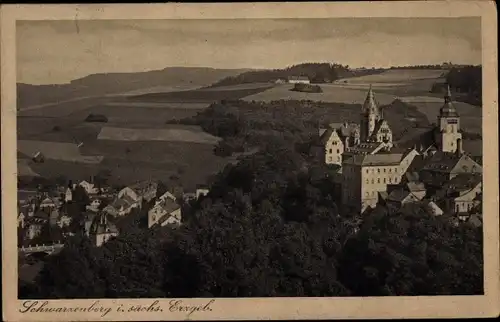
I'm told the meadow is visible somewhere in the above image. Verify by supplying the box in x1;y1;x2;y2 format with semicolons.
242;83;397;105
97;126;221;144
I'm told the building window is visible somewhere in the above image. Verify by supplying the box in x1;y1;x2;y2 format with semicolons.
371;179;374;184
337;149;340;154
366;169;369;174
383;178;386;183
366;179;369;184
389;178;392;183
383;169;386;173
377;178;380;183
377;169;380;173
389;168;392;173
329;149;332;153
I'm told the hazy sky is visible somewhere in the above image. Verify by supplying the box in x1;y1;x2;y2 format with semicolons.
17;18;481;85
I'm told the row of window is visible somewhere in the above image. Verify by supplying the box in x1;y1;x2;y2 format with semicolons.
365;177;399;184
365;191;377;197
328;148;341;154
366;167;398;174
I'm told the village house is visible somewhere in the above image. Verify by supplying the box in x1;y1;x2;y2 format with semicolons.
77;179;100;195
18;212;26;229
89;212;119;247
147;196;182;228
195;186;210;199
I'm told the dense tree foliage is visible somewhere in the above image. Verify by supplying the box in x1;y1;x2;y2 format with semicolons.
291;83;323;93
209;63;383;87
85;114;108;123
446;66;482;106
20;145;483;298
169;99;429;156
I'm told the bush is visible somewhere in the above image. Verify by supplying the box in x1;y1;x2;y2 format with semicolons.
85;114;108;123
291;83;323;93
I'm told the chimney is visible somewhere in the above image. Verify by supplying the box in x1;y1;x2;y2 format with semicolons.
457;139;463;156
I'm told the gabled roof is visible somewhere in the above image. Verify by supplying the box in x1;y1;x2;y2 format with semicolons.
344;152;403;166
154;198;181;214
445;173;482;192
346;142;384;155
319;128;337;145
422;152;463;173
371;119;390;137
329;122;360;138
407;181;426;192
387;189;415;202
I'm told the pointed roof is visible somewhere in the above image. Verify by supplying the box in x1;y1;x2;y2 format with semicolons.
440;84;459;117
89;212;118;235
362;85;379;116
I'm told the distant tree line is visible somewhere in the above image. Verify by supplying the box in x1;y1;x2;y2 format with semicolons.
209;63;383;87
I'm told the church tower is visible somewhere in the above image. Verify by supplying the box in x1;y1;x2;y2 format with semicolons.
360;85;380;142
436;85;462;153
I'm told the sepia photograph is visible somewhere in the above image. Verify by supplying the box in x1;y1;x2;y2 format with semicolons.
2;2;499;321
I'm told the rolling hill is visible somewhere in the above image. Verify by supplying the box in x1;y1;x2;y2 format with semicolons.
17;67;252;110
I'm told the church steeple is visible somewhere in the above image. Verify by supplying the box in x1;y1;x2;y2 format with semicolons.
435;83;462;153
360;85;380;142
440;84;459;117
362;84;379;117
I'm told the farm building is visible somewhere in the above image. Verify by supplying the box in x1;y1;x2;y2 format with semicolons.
288;76;310;84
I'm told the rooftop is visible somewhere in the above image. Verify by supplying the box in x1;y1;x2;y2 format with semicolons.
343;152;404;166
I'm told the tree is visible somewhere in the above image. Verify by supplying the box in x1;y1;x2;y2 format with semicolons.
337;203;483;296
31;236;106;299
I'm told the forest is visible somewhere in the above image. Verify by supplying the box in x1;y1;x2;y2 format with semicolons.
19;98;482;298
445;66;482;106
168;99;430;157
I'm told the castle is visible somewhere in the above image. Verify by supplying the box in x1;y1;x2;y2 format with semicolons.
318;85;482;215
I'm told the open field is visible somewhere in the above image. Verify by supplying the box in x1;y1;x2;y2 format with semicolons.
242;83;397;105
102;102;210;109
97;126;221;144
399;100;481;134
198;83;274;91
130;84;274;103
337;69;447;84
29;141;229;190
17;140;103;164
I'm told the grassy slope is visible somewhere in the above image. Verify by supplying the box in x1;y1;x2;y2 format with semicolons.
17;67;251;110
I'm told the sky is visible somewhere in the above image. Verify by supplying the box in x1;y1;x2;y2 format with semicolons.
17;18;481;85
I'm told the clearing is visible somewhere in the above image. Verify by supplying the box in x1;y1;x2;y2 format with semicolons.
97;126;221;144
